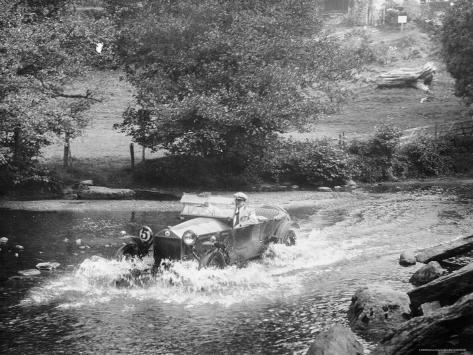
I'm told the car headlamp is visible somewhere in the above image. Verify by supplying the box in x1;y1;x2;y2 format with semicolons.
183;230;197;246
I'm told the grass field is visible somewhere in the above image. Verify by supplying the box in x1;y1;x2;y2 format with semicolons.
287;23;470;142
41;21;471;186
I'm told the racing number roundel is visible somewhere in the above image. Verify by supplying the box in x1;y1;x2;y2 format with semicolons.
139;226;152;242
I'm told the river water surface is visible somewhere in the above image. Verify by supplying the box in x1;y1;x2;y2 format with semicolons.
1;189;472;354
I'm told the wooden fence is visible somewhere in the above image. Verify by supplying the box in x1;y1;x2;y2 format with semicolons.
399;119;473;145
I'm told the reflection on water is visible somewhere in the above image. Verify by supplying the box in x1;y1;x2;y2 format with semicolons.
1;190;473;354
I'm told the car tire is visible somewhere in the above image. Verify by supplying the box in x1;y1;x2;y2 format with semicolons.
199;249;228;269
116;243;140;261
282;229;296;246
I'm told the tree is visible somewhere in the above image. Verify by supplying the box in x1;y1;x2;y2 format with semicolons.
114;0;357;174
0;0;115;175
442;0;473;105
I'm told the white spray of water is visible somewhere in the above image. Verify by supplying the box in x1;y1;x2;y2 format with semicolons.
21;225;357;308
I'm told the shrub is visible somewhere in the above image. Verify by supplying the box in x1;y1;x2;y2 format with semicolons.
397;136;455;177
0;163;61;196
348;125;402;182
133;155;259;189
263;139;350;187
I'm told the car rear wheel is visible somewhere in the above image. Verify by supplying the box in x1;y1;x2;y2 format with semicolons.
116;243;140;261
282;229;296;246
199;249;228;269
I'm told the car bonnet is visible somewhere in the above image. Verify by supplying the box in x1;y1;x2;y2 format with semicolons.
169;217;230;238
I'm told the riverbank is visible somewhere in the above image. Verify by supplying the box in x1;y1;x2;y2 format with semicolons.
0;190;352;211
2;176;473;211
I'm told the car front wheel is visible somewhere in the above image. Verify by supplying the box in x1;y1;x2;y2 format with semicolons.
116;243;140;261
199;249;228;269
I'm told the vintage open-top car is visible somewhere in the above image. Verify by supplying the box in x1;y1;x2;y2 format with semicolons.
116;193;297;269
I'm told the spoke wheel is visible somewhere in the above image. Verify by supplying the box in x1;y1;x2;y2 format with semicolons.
116;244;140;261
282;229;296;246
199;249;228;269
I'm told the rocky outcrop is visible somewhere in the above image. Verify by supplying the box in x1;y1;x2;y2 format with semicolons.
408;262;473;311
306;325;363;355
77;186;135;200
347;285;411;341
373;293;473;355
409;261;447;286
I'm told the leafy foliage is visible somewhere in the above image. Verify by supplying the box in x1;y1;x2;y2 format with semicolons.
397;136;454;177
442;0;473;105
348;125;402;182
113;0;358;172
263;139;350;187
0;0;115;172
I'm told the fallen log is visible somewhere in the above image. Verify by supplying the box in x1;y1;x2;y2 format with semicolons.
415;234;473;263
373;292;473;355
376;62;435;92
408;262;473;311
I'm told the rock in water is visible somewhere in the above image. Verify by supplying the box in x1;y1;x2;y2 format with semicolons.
78;186;135;200
306;325;363;355
347;285;411;341
409;261;447;286
399;251;416;266
36;262;61;271
18;269;41;277
420;301;441;316
318;187;332;192
80;180;94;186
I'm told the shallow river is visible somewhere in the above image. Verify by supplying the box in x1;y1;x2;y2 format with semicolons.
1;189;473;354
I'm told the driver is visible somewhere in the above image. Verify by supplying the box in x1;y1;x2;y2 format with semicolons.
232;192;259;227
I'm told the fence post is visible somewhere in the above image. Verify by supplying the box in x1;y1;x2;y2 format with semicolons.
142;146;145;162
130;143;135;170
63;132;70;168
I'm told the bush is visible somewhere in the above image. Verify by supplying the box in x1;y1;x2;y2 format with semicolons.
348;125;402;182
0;163;61;196
397;137;455;177
263;139;350;187
133;155;259;189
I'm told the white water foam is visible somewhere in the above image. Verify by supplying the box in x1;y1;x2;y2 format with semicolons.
20;227;358;308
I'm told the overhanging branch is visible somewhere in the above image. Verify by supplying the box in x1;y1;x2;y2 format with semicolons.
37;78;102;102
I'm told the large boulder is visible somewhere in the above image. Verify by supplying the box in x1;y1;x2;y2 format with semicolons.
77;186;135;200
409;261;447;287
306;325;363;355
347;285;411;342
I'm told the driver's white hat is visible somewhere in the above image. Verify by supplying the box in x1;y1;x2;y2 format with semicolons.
234;192;248;201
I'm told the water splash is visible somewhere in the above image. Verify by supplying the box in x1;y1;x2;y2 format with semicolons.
20;227;357;308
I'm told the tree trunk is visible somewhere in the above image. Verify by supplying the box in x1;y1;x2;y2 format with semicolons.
408;262;473;311
377;62;436;92
13;127;22;163
373;293;473;355
415;234;473;263
130;143;135;170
